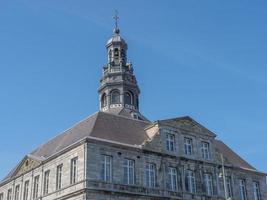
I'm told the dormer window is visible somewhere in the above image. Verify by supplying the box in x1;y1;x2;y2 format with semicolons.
166;133;175;151
125;91;133;105
101;93;107;108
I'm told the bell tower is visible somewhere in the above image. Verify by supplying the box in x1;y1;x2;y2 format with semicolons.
98;12;147;121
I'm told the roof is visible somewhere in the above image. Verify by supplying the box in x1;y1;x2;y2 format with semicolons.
31;111;151;158
214;140;256;171
1;113;261;184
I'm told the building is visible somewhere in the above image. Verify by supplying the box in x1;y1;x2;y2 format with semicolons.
0;20;266;200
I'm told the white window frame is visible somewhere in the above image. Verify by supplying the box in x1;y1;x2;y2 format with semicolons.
239;179;247;200
184;138;193;155
168;167;178;191
166;133;175;151
23;180;29;200
123;159;135;185
185;170;196;193
253;181;261;200
204;173;213;196
7;189;12;200
226;176;233;198
33;175;39;199
145;163;156;188
56;164;63;190
201;141;210;159
0;193;3;200
101;155;112;182
14;185;20;200
70;157;78;184
43;170;50;195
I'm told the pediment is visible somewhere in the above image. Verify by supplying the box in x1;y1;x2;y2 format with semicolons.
12;155;42;178
159;116;216;137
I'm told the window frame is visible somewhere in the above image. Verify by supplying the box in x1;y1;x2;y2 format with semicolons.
166;133;175;152
101;155;113;182
70;157;78;184
7;189;12;200
56;164;63;190
201;141;211;160
123;159;135;185
43;170;50;195
23;180;29;200
14;185;20;200
253;181;261;200
184;137;193;155
168;167;178;191
239;179;247;200
204;173;213;196
185;170;196;193
33;175;39;199
145;163;156;188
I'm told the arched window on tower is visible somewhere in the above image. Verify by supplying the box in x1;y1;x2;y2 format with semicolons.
108;49;112;62
110;90;120;104
114;48;119;57
124;91;133;105
101;93;107;108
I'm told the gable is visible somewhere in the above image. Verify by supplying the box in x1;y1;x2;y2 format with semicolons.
10;155;42;179
159;116;216;137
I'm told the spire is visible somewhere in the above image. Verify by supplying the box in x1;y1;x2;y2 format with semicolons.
113;10;120;34
97;16;148;121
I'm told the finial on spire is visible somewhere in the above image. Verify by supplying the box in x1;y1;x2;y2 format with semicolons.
113;10;120;34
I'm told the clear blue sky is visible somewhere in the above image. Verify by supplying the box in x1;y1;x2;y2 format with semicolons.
0;0;266;180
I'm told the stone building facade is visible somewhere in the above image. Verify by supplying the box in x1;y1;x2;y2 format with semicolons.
0;22;266;200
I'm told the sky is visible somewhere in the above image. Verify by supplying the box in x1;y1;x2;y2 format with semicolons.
0;0;267;180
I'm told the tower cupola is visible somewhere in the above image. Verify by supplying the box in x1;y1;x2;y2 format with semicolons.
98;12;147;121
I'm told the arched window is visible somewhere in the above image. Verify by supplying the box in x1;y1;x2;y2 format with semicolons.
108;50;112;62
124;91;133;105
136;97;139;109
114;48;119;57
111;90;120;104
101;93;107;108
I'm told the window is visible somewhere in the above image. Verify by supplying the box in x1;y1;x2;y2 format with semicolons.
226;176;233;198
184;138;193;155
101;93;107;108
204;173;213;196
101;155;112;182
201;142;210;159
123;159;135;185
0;193;3;200
253;181;261;200
166;133;175;151
70;157;78;184
239;179;247;200
185;170;196;193
7;189;12;200
145;163;156;188
111;90;120;104
23;181;29;200
43;170;50;195
114;48;119;57
33;176;39;199
15;185;20;200
124;92;133;105
168;167;178;191
56;164;63;190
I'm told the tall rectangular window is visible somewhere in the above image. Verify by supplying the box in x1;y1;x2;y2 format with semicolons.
239;179;247;200
166;133;175;151
56;164;63;189
201;142;210;159
168;167;178;191
15;185;20;200
0;193;3;200
33;175;39;199
185;170;196;193
145;163;156;188
43;170;50;195
204;173;213;196
101;155;112;182
70;158;78;184
184;138;193;155
253;181;261;200
226;176;233;198
7;189;12;200
123;159;135;185
23;181;29;200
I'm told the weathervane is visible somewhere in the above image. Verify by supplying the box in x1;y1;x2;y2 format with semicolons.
113;10;120;34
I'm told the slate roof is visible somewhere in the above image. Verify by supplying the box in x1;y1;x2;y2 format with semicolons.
1;112;260;184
